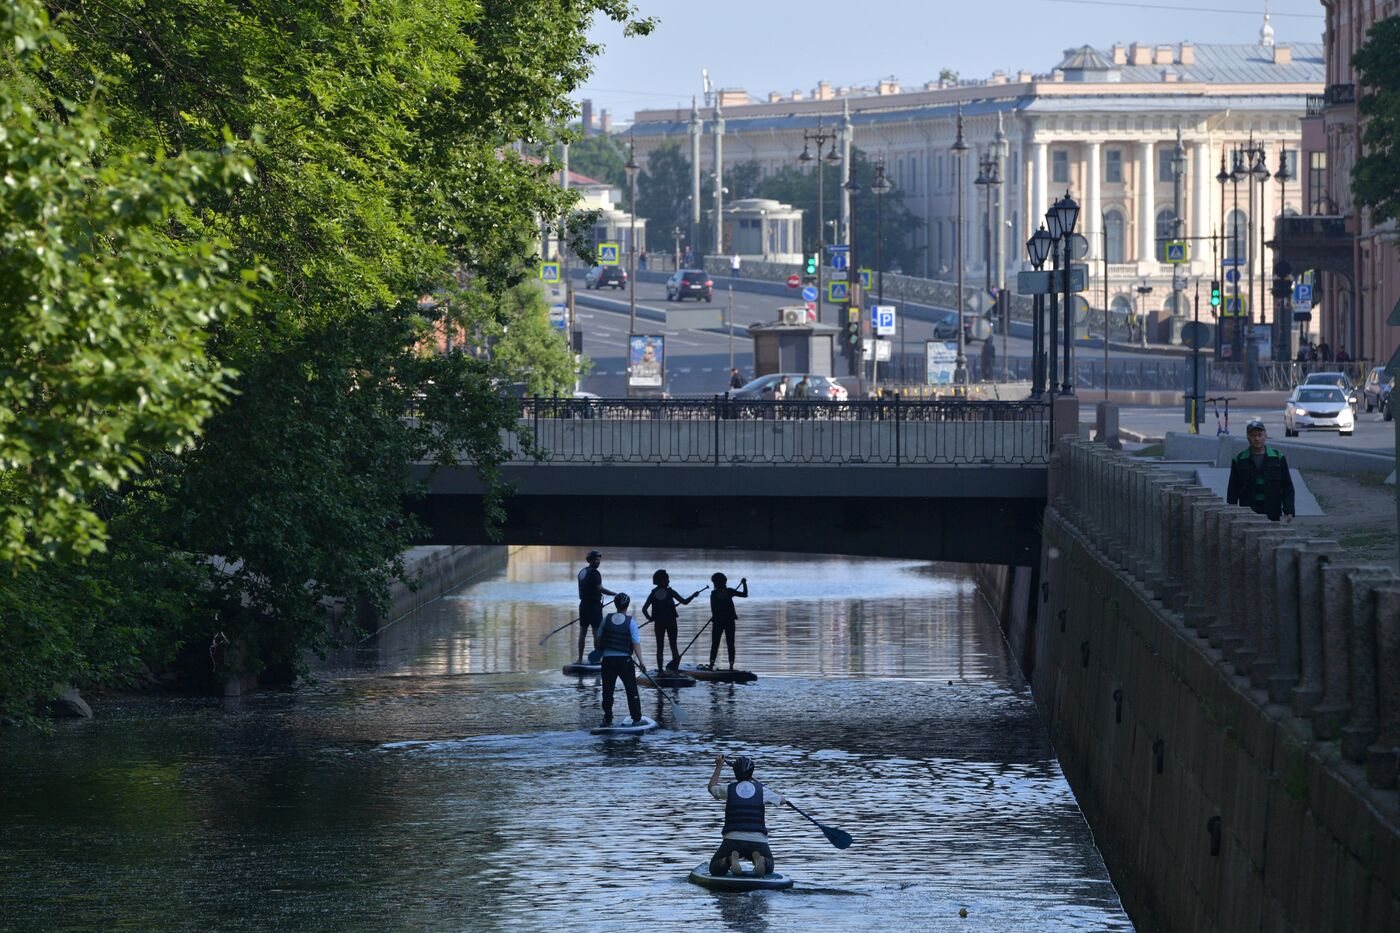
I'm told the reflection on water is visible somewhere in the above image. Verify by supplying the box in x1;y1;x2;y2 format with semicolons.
0;547;1131;931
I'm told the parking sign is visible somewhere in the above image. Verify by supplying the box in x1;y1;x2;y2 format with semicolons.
870;305;896;336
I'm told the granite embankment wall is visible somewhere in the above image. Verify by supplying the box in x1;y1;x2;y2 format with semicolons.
358;544;508;633
1002;441;1400;932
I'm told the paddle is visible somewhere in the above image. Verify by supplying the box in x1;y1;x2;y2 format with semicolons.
637;664;687;724
784;800;852;850
673;617;715;669
539;597;614;646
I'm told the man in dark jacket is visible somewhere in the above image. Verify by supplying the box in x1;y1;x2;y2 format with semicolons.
1226;420;1295;522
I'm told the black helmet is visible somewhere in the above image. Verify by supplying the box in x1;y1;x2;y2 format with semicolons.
1245;419;1266;433
732;756;755;781
586;549;602;560
614;592;631;610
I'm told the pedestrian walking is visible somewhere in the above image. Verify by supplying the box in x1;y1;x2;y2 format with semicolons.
642;570;703;672
639;248;648;271
702;573;748;671
706;752;787;877
596;593;646;727
576;549;617;664
1318;340;1332;362
1335;346;1351;363
773;376;789;401
729;367;744;390
730;254;741;279
1226;420;1295;523
980;338;996;382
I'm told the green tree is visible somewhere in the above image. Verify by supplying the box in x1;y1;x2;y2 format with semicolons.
1353;18;1400;222
567;134;628;190
729;161;764;200
637;142;716;254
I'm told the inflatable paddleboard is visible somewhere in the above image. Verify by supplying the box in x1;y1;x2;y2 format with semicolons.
687;863;793;892
679;664;757;684
562;662;602;676
637;669;696;688
590;716;658;735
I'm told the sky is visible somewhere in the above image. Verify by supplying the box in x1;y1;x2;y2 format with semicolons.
577;0;1326;123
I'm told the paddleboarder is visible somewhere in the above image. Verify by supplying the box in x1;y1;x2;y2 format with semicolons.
598;593;646;728
702;573;748;671
707;752;785;876
642;570;703;672
577;550;617;664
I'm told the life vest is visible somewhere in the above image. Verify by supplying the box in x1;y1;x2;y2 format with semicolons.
600;613;635;654
578;566;600;601
722;780;768;836
650;586;678;622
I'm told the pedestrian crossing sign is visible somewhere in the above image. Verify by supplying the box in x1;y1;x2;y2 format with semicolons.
859;268;872;288
539;261;560;283
598;242;620;265
828;281;849;303
1223;295;1249;317
1165;241;1188;263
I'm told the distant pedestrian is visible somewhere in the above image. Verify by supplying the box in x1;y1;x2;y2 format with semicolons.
596;593;646;728
1335;346;1351;363
730;254;741;279
1296;343;1311;362
980;338;996;382
642;570;703;672
729;367;744;390
774;376;789;401
577;549;617;664
639;248;648;271
790;377;809;400
1226;420;1295;523
703;573;749;671
1318;340;1332;362
684;246;695;267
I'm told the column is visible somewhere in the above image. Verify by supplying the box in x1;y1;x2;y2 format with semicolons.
1031;139;1048;234
1191;140;1210;264
1137;139;1155;267
840;100;853;245
1085;141;1101;259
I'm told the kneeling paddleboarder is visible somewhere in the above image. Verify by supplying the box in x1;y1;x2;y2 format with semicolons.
707;752;785;876
598;593;646;728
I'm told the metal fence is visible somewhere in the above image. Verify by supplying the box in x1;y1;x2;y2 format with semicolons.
510;397;1050;466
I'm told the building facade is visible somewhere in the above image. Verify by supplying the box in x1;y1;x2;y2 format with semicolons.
1285;0;1400;367
631;28;1321;349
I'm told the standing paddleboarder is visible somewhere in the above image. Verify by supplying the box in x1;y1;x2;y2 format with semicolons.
577;550;616;665
598;593;646;728
642;570;703;672
707;753;785;876
702;573;748;671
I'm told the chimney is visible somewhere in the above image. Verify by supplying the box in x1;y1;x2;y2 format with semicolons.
581;99;594;137
877;78;900;96
717;89;748;108
768;91;782;103
1130;42;1151;65
1154;45;1173;65
791;89;805;101
1111;43;1127;65
1179;41;1195;65
600;109;612;134
814;80;834;100
1274;44;1293;65
989;70;1007;85
1051;69;1065;82
1018;70;1034;82
1161;70;1179;83
925;81;939;91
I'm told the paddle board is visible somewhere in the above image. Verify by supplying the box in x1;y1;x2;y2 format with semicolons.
637;669;697;688
678;664;757;684
589;716;658;735
687;863;793;892
562;662;601;676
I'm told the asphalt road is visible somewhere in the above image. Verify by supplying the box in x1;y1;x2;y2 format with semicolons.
1103;403;1397;453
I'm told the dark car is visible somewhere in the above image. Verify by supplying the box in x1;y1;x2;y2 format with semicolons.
1362;366;1394;417
928;309;990;342
729;373;847;401
666;269;713;302
1302;371;1359;409
585;264;628;290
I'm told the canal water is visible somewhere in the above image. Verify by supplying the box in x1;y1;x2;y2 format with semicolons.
0;547;1132;931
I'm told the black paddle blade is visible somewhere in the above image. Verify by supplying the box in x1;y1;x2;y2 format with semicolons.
821;825;853;850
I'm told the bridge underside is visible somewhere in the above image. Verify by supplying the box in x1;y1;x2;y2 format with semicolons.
410;465;1047;565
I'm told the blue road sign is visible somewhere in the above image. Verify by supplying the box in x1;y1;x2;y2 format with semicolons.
1165;242;1187;263
801;285;818;302
1223;295;1249;316
828;281;849;303
1222;256;1245;267
831;252;848;271
825;243;850;253
540;261;560;283
1224;267;1241;284
597;242;620;265
1293;282;1313;304
859;268;872;288
870;305;896;335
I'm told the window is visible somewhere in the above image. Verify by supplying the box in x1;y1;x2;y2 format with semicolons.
936;154;945;189
1157;148;1179;184
1105;149;1123;183
1009;149;1019;185
1308;151;1328;212
1052;150;1069;184
1225;209;1249;261
949;152;958;186
1104;210;1125;263
909;156;918;193
1155;208;1177;261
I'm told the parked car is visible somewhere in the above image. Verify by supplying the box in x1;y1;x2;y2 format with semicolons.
1301;371;1359;409
666;269;713;302
1283;385;1355;437
585;264;628;290
1384;378;1396;422
730;373;848;401
928;308;990;342
1361;366;1394;415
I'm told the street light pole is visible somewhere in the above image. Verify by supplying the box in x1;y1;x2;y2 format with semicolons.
1274;143;1294;358
952;105;969;387
1028;226;1053;397
1053;192;1081;395
1251;146;1271;377
625;133;639;335
798;118;842;326
1171;128;1187;346
871;156;891;390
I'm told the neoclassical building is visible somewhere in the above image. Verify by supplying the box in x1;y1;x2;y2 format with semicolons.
630;23;1321;345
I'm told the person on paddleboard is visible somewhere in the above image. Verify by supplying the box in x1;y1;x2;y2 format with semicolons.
707;753;785;876
598;593;646;727
577;550;617;664
642;570;703;672
702;573;748;671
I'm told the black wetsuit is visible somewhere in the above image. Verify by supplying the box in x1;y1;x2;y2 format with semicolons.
709;586;741;668
646;586;685;670
578;565;604;637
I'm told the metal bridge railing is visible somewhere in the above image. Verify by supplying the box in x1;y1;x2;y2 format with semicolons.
507;397;1051;467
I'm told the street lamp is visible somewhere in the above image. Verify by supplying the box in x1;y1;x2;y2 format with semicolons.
1170;129;1187;343
1027;225;1053;397
974;153;1000;294
952;106;969;386
871;154;891;303
1047;191;1080;394
625;133;639;335
798;118;842;325
1274;143;1296;356
1229;148;1247;378
1250;147;1271;383
844;172;863;382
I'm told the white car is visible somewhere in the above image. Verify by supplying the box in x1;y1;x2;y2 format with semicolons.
1283;385;1355;437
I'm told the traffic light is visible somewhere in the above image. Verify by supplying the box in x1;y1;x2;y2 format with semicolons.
1271;275;1293;299
1209;280;1222;308
805;253;818;275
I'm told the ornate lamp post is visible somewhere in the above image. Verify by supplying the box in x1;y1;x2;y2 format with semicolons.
798;118;842;324
952;106;969;386
1027;225;1053;397
1274;143;1295;356
625;134;639;334
871;155;891;303
1052;192;1081;394
1249;146;1271;383
1229;148;1247;375
844;171;863;384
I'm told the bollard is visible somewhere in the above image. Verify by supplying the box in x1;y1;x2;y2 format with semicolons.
1185;503;1227;632
1367;586;1400;789
1340;569;1398;763
1172;489;1216;615
1262;537;1307;703
1292;542;1342;718
1222;516;1271;667
1247;528;1296;691
1311;560;1371;740
1235;523;1280;686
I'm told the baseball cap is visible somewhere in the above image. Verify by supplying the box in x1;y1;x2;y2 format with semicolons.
1245;419;1266;432
586;549;603;560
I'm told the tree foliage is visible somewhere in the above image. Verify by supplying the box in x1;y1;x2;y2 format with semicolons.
1353;17;1400;223
0;0;652;718
567;134;628;190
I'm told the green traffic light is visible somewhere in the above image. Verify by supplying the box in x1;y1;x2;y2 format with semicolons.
1209;280;1222;307
805;254;818;275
